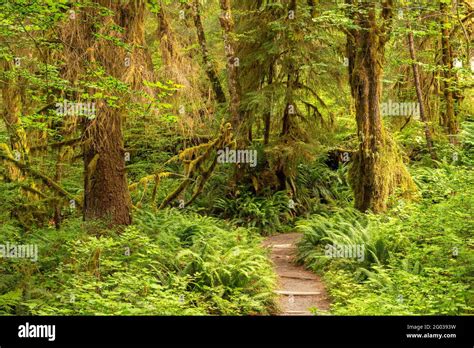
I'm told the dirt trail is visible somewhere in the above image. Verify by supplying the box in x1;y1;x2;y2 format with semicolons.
263;232;330;315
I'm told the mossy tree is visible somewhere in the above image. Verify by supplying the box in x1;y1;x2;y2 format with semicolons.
346;0;416;213
61;0;153;225
440;0;460;143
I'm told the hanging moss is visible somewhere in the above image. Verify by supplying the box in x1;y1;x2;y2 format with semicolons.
159;122;233;209
349;130;417;213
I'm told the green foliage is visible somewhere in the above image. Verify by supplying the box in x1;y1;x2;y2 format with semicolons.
459;120;474;167
295;160;353;213
0;209;276;315
213;191;292;235
296;207;389;272
297;164;473;315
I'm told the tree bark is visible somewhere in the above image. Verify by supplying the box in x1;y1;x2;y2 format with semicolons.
191;0;226;104
1;59;29;180
83;106;131;225
156;4;178;65
263;64;274;145
346;0;415;213
275;0;298;192
407;30;437;160
62;0;138;225
219;0;242;130
440;1;459;143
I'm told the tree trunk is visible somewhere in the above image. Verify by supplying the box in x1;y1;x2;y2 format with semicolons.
219;0;242;130
0;58;29;180
191;0;226;104
263;64;274;145
407;30;437;160
347;0;415;213
66;0;137;225
276;0;298;192
156;4;179;66
440;1;459;143
83;106;131;225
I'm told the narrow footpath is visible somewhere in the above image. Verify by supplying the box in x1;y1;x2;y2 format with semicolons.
263;232;331;315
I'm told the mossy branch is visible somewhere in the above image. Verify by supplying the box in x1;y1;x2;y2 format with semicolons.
0;151;82;209
185;156;218;207
158;122;233;209
30;137;82;152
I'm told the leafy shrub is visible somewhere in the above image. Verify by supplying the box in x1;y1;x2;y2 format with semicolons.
295;160;352;213
297;164;473;315
1;209;276;315
213;191;292;235
296;207;389;272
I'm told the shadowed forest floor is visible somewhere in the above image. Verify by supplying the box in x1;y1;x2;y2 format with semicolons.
263;233;330;315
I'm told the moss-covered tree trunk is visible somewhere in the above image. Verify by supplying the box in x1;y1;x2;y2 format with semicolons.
274;0;299;192
440;1;459;144
219;0;242;130
62;0;136;225
0;58;29;180
407;30;437;160
191;0;226;104
83;0;154;225
347;0;415;213
83;110;131;225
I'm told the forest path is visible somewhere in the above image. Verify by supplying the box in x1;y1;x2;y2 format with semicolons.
263;232;330;315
